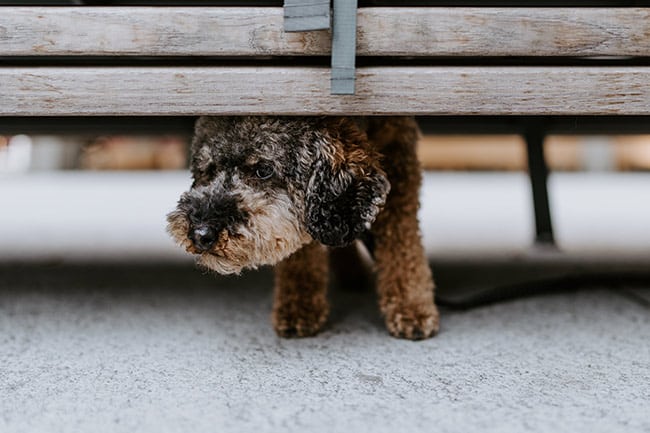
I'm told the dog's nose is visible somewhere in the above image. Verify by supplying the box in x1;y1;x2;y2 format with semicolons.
190;224;218;252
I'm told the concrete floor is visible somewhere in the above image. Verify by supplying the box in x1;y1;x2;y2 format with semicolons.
2;168;650;432
1;263;649;433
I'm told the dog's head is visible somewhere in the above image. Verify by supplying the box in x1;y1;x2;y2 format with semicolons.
166;116;390;274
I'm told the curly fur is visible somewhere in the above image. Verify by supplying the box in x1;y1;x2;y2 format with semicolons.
167;116;439;340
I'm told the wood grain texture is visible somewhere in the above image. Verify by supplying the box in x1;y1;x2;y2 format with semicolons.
2;66;650;115
0;7;330;56
2;7;650;57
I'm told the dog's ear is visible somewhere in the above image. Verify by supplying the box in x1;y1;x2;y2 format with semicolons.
305;118;390;247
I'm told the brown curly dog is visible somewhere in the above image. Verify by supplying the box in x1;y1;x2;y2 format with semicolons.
167;116;439;340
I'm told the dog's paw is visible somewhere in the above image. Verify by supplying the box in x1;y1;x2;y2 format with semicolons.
272;298;329;338
385;303;440;340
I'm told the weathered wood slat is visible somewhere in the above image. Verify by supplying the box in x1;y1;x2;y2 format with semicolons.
2;67;649;115
1;7;326;56
2;7;650;57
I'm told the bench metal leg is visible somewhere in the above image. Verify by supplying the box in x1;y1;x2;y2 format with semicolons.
524;125;556;247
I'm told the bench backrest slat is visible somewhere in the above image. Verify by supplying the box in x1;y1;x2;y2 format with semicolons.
1;7;650;57
2;66;650;116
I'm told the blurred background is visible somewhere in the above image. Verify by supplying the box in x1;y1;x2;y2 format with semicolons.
3;122;650;266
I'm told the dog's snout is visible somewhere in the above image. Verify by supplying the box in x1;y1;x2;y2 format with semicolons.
176;188;249;254
190;224;218;252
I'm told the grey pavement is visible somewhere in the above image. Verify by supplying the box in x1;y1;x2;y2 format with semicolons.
1;262;649;433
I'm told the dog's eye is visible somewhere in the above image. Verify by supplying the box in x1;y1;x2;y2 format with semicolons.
255;164;274;180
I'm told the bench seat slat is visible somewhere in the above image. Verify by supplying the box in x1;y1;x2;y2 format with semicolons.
1;7;650;57
1;66;649;115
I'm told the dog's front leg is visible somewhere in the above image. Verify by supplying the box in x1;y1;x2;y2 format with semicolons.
272;242;329;338
370;119;440;340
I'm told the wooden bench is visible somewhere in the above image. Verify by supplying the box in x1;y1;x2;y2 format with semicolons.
2;5;650;115
2;0;650;250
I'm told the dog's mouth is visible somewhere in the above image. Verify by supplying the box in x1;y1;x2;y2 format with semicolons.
194;238;249;275
185;245;225;258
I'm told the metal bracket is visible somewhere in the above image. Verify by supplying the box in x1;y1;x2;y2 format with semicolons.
283;0;358;95
283;0;331;32
330;0;358;95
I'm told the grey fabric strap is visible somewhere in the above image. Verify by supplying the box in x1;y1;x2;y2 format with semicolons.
283;0;331;32
330;0;357;95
